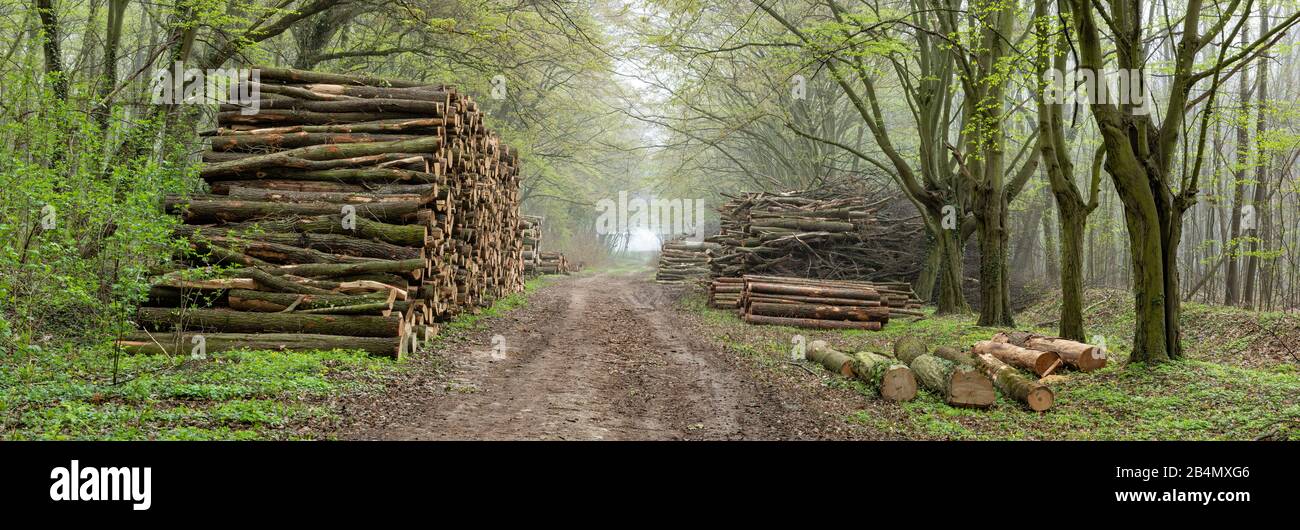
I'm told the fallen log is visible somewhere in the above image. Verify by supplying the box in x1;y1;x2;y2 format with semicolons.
117;331;402;358
993;331;1107;372
892;338;993;408
747;302;888;322
973;340;1061;377
809;341;916;401
932;347;1054;412
804;341;855;377
742;314;882;330
136;307;403;337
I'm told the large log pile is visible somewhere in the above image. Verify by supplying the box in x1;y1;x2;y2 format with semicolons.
706;190;924;281
119;67;524;359
655;240;717;283
708;275;923;330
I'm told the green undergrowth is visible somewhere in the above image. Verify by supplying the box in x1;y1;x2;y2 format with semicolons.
682;289;1299;440
1;278;549;440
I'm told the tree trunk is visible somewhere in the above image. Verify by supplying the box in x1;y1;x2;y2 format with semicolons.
1243;14;1270;308
932;220;969;315
1224;26;1252;307
34;0;67;101
1057;203;1088;340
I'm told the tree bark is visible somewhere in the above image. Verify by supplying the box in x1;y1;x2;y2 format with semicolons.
118;331;401;358
137;307;403;337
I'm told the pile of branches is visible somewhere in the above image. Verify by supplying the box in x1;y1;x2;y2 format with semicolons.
119;67;524;359
655;240;718;283
706;190;924;281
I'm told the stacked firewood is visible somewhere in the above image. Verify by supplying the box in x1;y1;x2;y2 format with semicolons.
706;190;923;281
117;67;524;359
655;240;717;283
521;215;543;274
536;252;570;274
708;275;923;330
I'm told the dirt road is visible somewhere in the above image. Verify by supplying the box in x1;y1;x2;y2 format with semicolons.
343;271;866;440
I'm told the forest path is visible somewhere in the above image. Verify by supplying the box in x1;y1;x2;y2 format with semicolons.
344;271;828;440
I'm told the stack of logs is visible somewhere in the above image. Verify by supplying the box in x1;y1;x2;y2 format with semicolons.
706;190;923;281
521;215;543;274
536;252;571;275
117;67;524;359
709;275;923;330
655;240;717;283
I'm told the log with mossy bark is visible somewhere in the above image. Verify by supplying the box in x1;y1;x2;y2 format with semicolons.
166;196;421;224
220;215;427;247
931;347;1054;411
117;331;402;358
893;338;994;408
804;340;855;377
226;289;394;313
849;351;916;401
804;342;916;402
199;137;444;178
136;307;404;337
178;226;421;260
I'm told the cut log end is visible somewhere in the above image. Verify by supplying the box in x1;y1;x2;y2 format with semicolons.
879;366;918;402
1026;386;1055;412
947;369;996;408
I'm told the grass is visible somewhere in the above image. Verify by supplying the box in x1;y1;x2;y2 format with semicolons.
0;278;551;440
681;289;1300;440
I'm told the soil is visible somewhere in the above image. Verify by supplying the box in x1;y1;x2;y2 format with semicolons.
340;271;886;440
